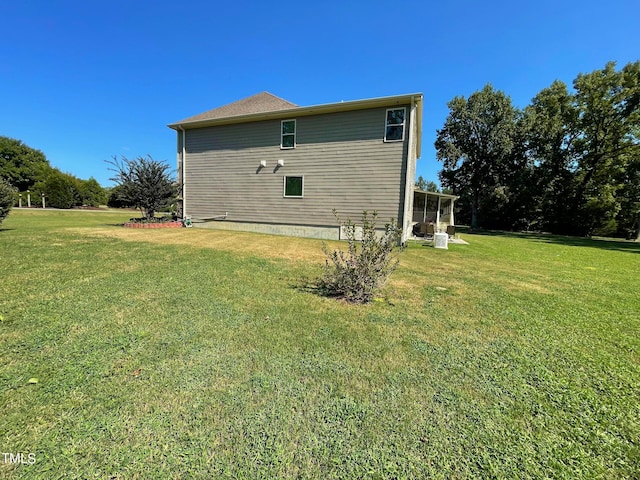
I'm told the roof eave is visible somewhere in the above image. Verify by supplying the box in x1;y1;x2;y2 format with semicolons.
414;188;459;200
168;93;423;131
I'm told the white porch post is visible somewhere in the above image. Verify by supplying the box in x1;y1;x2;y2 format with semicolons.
436;195;441;230
401;97;418;243
451;198;455;226
423;193;427;222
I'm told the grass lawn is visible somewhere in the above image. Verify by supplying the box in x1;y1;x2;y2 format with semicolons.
1;209;639;479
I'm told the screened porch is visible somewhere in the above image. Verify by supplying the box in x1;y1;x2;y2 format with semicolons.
412;189;458;231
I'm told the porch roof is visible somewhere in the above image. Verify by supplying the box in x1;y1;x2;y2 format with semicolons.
414;188;459;200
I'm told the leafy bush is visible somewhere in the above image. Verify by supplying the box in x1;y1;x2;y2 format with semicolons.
319;210;403;304
107;155;177;219
106;184;133;208
0;178;17;224
40;170;78;209
77;177;107;207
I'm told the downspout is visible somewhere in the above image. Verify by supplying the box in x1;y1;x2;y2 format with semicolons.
402;96;417;243
177;125;186;219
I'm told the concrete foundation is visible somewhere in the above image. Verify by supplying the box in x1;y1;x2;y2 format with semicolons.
194;220;341;240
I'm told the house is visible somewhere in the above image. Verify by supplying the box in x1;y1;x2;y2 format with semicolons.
168;92;424;243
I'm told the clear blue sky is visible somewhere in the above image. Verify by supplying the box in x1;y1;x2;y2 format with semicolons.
1;0;638;187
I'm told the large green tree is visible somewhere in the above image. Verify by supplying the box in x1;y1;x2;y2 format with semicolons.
0;136;51;191
435;84;519;229
617;153;640;241
437;61;639;238
571;61;640;236
615;152;640;240
522;80;580;233
480;117;536;231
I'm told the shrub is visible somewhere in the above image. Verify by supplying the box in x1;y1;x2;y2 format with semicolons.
0;178;17;224
107;155;177;219
77;177;107;207
106;184;133;208
319;210;403;304
41;170;78;209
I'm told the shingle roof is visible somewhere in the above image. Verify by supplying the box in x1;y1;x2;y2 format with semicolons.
169;91;424;156
174;92;298;125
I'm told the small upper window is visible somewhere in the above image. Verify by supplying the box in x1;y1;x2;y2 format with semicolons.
384;108;405;142
281;119;296;149
284;176;303;197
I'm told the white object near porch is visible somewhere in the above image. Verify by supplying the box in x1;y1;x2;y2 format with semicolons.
434;232;448;249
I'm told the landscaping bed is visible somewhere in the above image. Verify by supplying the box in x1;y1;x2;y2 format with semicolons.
123;221;183;228
123;215;183;228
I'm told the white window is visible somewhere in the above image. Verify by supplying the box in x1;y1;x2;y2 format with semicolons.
384;108;406;142
281;119;296;149
283;176;303;197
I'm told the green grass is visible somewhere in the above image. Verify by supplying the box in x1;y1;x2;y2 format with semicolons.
1;209;639;479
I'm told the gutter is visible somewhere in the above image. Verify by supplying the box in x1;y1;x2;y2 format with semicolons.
177;125;186;219
168;92;424;130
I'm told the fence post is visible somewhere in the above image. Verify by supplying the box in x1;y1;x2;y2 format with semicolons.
41;193;46;209
18;193;22;208
27;191;31;207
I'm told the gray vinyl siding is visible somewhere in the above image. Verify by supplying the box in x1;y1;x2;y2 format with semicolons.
183;106;410;227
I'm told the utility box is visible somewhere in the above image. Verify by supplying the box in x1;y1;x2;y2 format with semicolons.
434;232;448;249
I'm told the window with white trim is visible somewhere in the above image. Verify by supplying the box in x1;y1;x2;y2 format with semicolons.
384;108;406;142
283;176;303;197
281;119;296;149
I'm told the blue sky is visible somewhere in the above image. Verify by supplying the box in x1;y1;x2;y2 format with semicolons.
1;0;638;187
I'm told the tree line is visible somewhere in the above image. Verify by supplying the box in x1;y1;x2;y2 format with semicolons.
0;136;110;208
0;136;178;219
435;61;639;240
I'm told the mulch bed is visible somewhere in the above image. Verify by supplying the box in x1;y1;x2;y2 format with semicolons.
123;222;183;229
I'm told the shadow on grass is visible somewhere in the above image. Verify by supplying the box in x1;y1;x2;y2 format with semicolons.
290;275;357;303
290;275;327;298
290;275;396;306
468;228;640;254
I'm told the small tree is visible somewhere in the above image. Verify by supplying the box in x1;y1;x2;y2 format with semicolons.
0;178;17;224
107;155;177;219
319;210;403;304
